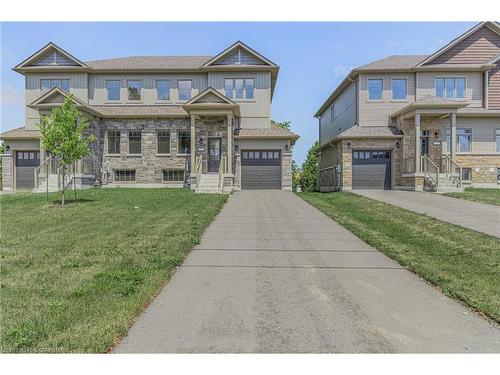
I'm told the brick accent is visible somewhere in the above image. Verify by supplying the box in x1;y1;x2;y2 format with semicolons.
281;152;292;191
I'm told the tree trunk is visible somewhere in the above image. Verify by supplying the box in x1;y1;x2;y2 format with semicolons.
73;162;77;201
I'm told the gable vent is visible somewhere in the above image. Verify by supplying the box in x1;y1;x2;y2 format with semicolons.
32;50;79;66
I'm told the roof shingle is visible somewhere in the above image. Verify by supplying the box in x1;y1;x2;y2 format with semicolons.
0;126;40;140
356;55;428;70
85;56;212;70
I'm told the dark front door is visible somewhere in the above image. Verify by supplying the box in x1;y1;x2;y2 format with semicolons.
352;150;391;190
421;137;429;156
207;137;221;172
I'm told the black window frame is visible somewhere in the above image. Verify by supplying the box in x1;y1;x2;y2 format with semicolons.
157;130;171;154
178;130;191;154
128;130;142;155
462;167;472;181
114;170;136;182
163;169;185;182
107;130;121;155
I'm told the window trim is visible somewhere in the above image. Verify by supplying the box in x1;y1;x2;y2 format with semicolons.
391;77;408;102
495;128;500;153
434;76;467;100
367;77;384;102
40;78;71;92
330;104;335;126
223;77;255;100
445;127;473;154
461;167;472;182
162;169;185;183
106;130;121;156
127;130;142;155
156;79;172;101
156;129;171;155
114;170;136;182
177;79;193;101
106;79;121;102
126;79;143;101
177;129;191;155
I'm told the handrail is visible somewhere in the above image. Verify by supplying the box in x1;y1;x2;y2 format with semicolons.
34;155;53;189
421;155;439;188
440;155;462;187
218;155;226;192
195;155;203;189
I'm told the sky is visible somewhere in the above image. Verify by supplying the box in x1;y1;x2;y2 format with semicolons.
0;22;475;164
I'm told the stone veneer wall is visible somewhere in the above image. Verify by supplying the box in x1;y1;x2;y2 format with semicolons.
194;117;228;174
281;152;293;191
94;118;190;184
456;155;500;187
1;154;13;191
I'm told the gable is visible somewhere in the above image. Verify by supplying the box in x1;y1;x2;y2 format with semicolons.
195;92;227;103
31;50;80;66
213;48;267;66
425;25;500;65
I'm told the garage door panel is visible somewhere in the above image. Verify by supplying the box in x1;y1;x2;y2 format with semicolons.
241;150;281;190
16;167;35;190
352;150;391;190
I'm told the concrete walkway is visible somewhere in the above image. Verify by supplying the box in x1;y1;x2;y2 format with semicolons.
115;191;499;353
353;190;500;238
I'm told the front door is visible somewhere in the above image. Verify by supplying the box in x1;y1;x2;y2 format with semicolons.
207;137;221;172
421;131;429;156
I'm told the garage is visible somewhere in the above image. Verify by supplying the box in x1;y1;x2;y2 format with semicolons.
352;150;391;190
241;150;281;190
15;151;40;190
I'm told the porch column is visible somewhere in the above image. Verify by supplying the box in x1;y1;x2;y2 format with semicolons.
190;113;196;173
415;112;421;173
226;113;233;174
450;112;457;159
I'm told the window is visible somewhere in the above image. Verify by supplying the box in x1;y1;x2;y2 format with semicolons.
392;78;407;100
178;130;191;154
330;105;335;125
41;79;70;92
496;129;500;152
115;170;136;182
157;80;171;100
107;130;121;154
163;170;185;182
107;80;120;101
224;78;254;99
127;80;142;100
178;80;192;100
157;130;170;154
497;168;500;182
462;168;472;181
368;79;383;100
435;77;465;99
128;130;142;154
446;128;472;153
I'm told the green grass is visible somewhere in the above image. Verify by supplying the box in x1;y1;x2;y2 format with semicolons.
299;192;500;322
0;188;227;353
444;187;500;206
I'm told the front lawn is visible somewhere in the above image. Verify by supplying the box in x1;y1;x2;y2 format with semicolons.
444;187;500;206
0;188;227;353
299;192;500;322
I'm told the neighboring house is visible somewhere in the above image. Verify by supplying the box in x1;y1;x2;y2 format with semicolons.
0;41;298;193
315;21;500;192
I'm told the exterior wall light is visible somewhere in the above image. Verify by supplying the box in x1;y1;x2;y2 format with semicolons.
234;145;239;152
396;142;401;149
284;144;289;151
199;138;203;145
347;142;352;149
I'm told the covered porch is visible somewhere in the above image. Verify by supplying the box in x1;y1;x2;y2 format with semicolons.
182;88;240;193
392;96;469;192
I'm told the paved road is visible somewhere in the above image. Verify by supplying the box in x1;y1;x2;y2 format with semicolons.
353;190;500;238
115;191;499;353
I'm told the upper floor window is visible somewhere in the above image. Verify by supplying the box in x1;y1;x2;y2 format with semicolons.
127;80;142;101
128;130;142;154
157;130;171;154
368;79;383;100
41;79;70;92
496;129;500;152
224;78;254;99
435;77;465;99
107;130;121;154
178;80;192;101
106;80;120;101
391;78;407;100
157;80;171;101
330;105;335;125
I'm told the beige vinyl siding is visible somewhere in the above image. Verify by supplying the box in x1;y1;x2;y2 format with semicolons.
25;72;88;130
319;81;356;146
236;139;288;150
88;74;207;105
5;139;40;150
358;73;416;127
417;72;483;107
426;26;500;65
440;117;500;154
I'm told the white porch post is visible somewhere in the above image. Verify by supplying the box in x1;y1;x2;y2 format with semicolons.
190;113;196;173
415;112;421;173
450;112;457;159
226;113;233;174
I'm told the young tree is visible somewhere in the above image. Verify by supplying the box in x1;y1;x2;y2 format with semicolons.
299;141;319;192
272;120;291;131
291;160;300;192
39;95;95;205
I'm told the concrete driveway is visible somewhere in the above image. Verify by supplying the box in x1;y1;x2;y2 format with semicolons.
353;190;500;238
115;191;499;353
